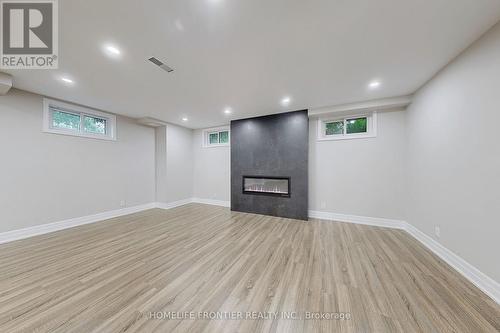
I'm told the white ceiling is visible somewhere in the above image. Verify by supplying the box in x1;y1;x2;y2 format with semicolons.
5;0;500;128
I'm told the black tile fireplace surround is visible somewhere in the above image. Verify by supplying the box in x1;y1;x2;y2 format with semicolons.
231;110;309;221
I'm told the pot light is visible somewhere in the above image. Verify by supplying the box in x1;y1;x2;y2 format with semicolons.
281;96;291;106
369;80;381;89
103;44;122;58
224;107;232;115
60;77;74;84
182;117;188;122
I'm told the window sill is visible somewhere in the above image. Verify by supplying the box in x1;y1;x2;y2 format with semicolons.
317;133;376;142
43;128;116;141
203;143;230;148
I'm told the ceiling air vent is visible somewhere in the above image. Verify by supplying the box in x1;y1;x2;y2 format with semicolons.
147;57;174;73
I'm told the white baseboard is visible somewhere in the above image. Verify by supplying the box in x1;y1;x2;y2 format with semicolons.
404;222;500;304
308;210;406;229
0;203;157;245
308;209;499;304
0;198;220;245
192;198;231;207
155;198;193;210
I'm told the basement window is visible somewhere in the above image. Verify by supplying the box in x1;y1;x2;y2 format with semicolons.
43;98;116;140
203;126;230;147
317;112;377;141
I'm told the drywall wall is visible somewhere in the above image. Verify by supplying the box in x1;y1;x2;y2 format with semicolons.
406;22;500;282
155;126;168;203
192;129;230;202
155;124;194;204
309;110;407;220
165;124;193;203
0;89;156;233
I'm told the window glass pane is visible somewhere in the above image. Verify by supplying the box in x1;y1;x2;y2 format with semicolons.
219;131;229;144
325;121;344;135
346;117;367;134
209;132;219;144
84;115;107;134
51;110;80;130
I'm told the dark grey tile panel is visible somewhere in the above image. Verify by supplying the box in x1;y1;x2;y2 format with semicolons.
230;110;309;220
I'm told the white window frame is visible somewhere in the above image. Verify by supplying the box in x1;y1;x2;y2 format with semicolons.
202;126;230;147
43;98;116;141
317;112;377;141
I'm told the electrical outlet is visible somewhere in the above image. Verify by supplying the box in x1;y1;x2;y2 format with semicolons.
120;200;126;207
435;226;441;239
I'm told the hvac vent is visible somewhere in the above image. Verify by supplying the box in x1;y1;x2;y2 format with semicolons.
148;57;174;73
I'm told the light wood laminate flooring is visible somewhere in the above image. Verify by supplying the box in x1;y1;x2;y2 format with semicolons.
0;204;499;332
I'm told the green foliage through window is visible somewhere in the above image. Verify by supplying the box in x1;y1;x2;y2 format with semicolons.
207;130;230;145
324;117;368;136
84;116;107;134
219;131;229;144
209;132;219;144
325;121;343;135
46;102;114;140
52;110;80;130
346;117;367;134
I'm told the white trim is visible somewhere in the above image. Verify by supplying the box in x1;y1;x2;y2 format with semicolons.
192;198;231;207
317;134;377;142
0;203;156;245
202;126;230;148
0;199;223;245
403;222;500;304
317;112;377;142
308;210;405;229
43;98;117;141
155;198;193;210
308;209;499;304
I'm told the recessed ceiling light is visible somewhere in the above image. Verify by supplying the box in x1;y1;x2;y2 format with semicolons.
369;80;381;89
60;77;74;84
281;96;291;106
103;44;121;58
182;117;188;122
224;107;232;115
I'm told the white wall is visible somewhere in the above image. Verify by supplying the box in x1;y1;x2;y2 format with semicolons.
0;89;156;233
309;110;407;220
155;124;193;204
406;23;500;282
192;129;230;202
164;124;193;203
155;126;168;203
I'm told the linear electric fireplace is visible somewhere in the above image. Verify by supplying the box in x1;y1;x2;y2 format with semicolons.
243;176;290;197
